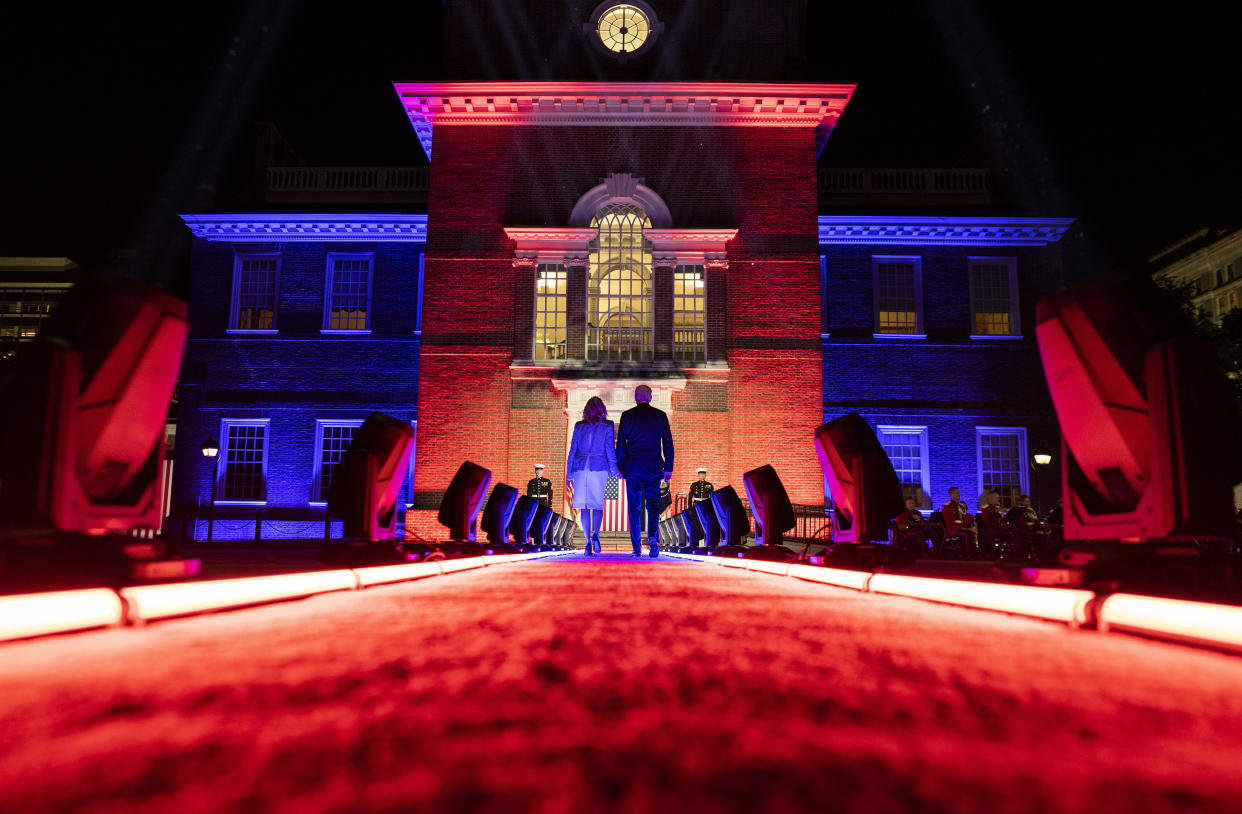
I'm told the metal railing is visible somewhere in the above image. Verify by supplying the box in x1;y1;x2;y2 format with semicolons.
818;168;990;198
266;166;430;193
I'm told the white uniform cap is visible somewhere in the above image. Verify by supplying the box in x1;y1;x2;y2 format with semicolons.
534;464;545;469
696;467;707;473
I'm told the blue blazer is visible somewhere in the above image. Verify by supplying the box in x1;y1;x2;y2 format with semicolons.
615;402;674;478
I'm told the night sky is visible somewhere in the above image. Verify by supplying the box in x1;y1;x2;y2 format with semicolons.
3;1;1239;291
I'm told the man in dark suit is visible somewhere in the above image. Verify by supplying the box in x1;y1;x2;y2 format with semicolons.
615;384;675;558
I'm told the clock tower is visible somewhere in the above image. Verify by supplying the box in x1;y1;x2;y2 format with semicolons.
403;0;850;535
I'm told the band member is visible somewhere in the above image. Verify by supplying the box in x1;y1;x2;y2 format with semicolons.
689;467;714;508
526;464;553;509
941;486;977;557
895;497;935;556
1003;493;1044;560
978;489;1012;558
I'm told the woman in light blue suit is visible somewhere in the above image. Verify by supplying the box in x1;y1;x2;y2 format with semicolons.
567;396;622;555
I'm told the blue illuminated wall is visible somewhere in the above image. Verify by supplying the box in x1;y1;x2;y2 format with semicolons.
172;228;425;542
818;218;1069;512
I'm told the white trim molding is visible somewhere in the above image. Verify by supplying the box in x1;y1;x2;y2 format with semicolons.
394;81;856;160
504;226;737;259
819;216;1074;247
569;173;673;226
181;214;428;243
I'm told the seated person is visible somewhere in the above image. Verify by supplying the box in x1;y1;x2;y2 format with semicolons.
1003;494;1045;560
977;489;1012;557
895;497;936;556
941;486;977;557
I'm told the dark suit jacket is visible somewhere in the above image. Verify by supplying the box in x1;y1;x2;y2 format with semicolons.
615;402;674;479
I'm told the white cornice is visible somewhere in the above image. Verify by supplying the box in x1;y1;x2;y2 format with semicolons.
818;216;1075;247
180;214;428;243
503;226;737;256
394;81;856;160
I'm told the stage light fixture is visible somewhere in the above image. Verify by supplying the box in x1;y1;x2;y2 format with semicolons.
509;496;539;546
695;500;721;548
531;505;554;549
479;483;519;544
743;465;796;546
328;413;415;542
709;486;750;548
0;275;186;536
1036;275;1242;544
814;413;904;544
678;507;705;546
437;462;493;542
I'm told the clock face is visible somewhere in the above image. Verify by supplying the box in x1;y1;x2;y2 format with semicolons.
596;4;651;54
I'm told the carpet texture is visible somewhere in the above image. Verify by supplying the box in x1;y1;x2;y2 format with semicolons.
3;554;1242;812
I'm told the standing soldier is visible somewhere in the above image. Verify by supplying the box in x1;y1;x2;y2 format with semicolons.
527;464;553;509
688;467;713;510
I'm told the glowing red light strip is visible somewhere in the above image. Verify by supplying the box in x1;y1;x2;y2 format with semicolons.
1098;594;1242;652
745;560;791;577
353;562;443;587
0;589;125;642
868;574;1093;625
121;571;358;622
787;563;871;592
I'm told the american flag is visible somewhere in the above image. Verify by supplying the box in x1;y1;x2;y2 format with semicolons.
603;475;629;532
564;473;577;525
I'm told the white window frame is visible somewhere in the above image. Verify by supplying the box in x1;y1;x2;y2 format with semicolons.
310;419;366;505
877;425;931;508
227;253;280;335
968;256;1021;340
321;252;375;334
216;418;271;505
976;426;1029;503
872;255;925;339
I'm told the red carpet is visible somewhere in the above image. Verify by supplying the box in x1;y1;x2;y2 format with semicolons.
3;554;1242;812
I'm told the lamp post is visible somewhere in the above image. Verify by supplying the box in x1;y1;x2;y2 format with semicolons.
1032;446;1052;516
201;438;219;544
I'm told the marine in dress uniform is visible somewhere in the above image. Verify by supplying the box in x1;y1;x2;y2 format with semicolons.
688;468;714;509
526;464;554;509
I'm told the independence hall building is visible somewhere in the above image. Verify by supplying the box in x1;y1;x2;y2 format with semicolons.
173;1;1073;540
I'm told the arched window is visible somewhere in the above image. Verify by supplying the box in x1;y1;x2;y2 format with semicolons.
588;203;652;361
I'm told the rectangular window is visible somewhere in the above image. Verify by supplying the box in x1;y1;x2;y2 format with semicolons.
873;257;922;335
312;420;363;503
230;254;279;332
969;257;1020;337
534;264;567;360
673;264;706;362
323;253;373;332
977;427;1028;506
219;420;269;502
878;426;930;507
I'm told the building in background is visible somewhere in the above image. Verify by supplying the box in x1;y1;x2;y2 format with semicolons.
1150;226;1242;326
173;0;1071;541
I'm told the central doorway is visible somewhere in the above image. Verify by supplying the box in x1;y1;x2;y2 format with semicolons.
555;378;685;537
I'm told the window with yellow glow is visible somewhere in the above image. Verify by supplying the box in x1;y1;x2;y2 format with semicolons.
673;265;705;361
969;258;1018;336
874;259;920;334
596;4;650;53
233;256;279;331
534;264;567;360
588;204;652;361
324;255;372;331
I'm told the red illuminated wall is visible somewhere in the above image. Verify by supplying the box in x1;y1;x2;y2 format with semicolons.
411;122;824;534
